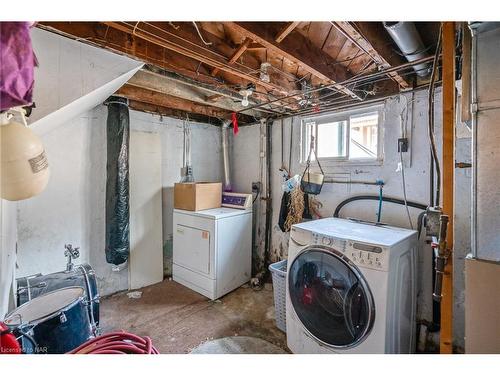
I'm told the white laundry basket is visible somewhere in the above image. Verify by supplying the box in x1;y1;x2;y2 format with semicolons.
269;259;287;332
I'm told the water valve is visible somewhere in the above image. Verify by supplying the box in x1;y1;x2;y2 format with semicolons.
432;214;450;302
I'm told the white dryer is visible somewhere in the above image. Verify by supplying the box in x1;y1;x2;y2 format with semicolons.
173;207;252;300
286;218;417;354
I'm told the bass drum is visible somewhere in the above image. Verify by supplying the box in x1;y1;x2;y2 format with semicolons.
16;264;99;332
5;287;93;354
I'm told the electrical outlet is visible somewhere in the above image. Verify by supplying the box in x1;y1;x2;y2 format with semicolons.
398;137;409;152
252;182;261;192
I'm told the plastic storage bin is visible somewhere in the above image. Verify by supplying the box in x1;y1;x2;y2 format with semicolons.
269;259;287;332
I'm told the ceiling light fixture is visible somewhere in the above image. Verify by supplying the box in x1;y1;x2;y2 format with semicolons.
239;89;253;107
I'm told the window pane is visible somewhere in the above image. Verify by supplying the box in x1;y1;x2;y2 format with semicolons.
317;120;347;158
349;112;378;159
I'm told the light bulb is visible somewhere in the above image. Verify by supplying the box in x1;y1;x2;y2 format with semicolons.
241;96;249;107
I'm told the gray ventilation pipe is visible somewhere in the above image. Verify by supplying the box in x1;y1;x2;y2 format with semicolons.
383;22;430;77
222;120;232;192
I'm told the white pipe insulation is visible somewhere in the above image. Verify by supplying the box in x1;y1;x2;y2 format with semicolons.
222;120;232;192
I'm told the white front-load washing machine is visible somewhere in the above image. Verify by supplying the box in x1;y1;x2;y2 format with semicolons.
286;218;417;354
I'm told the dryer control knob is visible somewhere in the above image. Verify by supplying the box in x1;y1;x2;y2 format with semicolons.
322;237;332;246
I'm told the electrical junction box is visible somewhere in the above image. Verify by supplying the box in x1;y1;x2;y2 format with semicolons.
425;206;442;237
398;137;409;152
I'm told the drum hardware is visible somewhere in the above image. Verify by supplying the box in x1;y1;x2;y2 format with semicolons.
78;264;99;335
17;282;47;295
23;274;42;301
59;313;67;324
64;244;80;272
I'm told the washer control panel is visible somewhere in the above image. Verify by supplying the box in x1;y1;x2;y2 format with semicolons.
312;233;346;252
346;241;388;271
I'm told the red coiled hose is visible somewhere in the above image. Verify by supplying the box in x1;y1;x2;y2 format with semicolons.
69;331;159;354
0;322;22;354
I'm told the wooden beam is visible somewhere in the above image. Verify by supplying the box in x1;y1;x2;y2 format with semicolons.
441;21;455;355
461;23;472;122
247;42;266;50
206;94;224;102
211;37;252;76
225;22;362;99
333;22;410;89
275;22;300;43
116;84;253;122
128;100;223;125
103;22;292;97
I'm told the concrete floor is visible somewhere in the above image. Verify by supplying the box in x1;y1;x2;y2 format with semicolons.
100;280;288;354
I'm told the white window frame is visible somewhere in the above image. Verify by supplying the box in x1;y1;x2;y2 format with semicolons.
300;104;384;167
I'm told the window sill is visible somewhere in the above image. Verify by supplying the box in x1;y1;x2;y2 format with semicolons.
299;159;383;169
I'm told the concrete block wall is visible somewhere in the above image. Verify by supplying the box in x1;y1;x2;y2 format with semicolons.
16;106;222;296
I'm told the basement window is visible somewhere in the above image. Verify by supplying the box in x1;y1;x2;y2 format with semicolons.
300;105;383;165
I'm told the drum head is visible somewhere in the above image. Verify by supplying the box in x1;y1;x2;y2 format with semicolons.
5;287;85;326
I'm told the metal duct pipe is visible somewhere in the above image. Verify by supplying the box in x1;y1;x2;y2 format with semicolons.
221;120;232;192
384;22;431;77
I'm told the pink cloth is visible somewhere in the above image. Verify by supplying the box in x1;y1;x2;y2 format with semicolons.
0;22;37;111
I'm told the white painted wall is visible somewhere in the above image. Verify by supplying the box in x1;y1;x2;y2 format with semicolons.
16;106;222;297
233;89;442;327
29;28;143;135
0;199;17;318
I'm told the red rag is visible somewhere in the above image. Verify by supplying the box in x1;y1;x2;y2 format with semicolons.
231;112;239;135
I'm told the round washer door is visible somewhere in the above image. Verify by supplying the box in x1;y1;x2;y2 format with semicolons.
288;246;375;348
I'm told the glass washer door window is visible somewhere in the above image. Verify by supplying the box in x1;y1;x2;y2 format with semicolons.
288;247;375;348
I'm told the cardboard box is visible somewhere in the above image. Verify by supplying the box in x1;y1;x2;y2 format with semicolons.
174;182;222;211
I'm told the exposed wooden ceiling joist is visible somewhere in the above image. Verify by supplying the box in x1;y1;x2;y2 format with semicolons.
247;42;266;50
225;22;362;100
37;21;410;120
103;22;293;97
116;84;255;122
331;22;410;89
38;22;297;113
275;22;300;43
211;37;252;76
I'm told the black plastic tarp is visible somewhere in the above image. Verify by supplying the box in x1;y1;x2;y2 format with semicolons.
105;96;130;265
